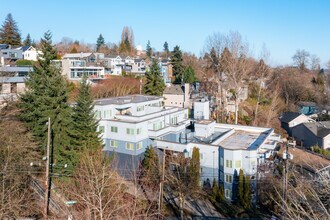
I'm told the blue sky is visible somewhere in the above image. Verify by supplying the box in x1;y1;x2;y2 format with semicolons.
1;0;330;66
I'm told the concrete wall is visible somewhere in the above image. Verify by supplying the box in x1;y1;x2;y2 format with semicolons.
194;100;210;120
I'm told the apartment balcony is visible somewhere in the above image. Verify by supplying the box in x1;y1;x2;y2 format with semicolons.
148;119;190;138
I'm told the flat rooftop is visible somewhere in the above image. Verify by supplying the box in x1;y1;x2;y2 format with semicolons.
219;130;269;150
94;94;162;106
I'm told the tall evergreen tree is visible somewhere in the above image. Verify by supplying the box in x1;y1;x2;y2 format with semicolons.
170;45;184;83
23;33;32;46
238;169;245;206
243;176;251;209
143;59;165;96
19;31;75;170
190;147;201;189
163;41;169;57
71;76;101;152
96;34;105;52
0;13;21;46
183;65;196;83
141;146;160;188
146;40;152;58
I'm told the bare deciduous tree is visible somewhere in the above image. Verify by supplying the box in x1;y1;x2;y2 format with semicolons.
292;49;310;71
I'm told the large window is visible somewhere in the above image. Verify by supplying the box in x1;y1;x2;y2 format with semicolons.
111;126;118;133
137;105;144;112
98;126;105;133
137;128;142;135
136;142;143;150
225;189;232;199
153;121;163;130
110;140;118;148
235;160;241;168
126;143;134;150
225;174;233;183
171;116;178;125
126;128;134;135
226;160;233;168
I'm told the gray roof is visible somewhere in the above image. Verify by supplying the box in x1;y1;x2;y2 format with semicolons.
0;77;26;83
303;121;330;138
0;66;33;72
0;44;9;50
164;84;184;95
63;53;92;59
94;94;162;106
279;112;302;123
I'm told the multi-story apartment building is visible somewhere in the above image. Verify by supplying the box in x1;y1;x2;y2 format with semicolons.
94;94;281;201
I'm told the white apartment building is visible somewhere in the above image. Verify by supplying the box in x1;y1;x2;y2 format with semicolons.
94;94;281;200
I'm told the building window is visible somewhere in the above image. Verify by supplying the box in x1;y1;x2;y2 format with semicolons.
171;116;178;125
225;174;233;183
153;121;163;130
126;143;134;150
200;153;203;160
220;157;224;166
136;142;142;150
225;189;232;199
137;128;142;135
235;160;241;168
126;128;134;135
103;111;107;118
226;160;232;168
110;140;118;148
95;111;101;119
137;105;144;112
98;126;105;133
111;126;118;133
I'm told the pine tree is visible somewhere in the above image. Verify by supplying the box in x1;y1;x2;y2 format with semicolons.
243;175;251;209
71;76;102;152
146;40;152;58
23;33;32;46
0;13;21;46
163;41;169;57
210;178;218;202
218;181;225;201
143;59;165;96
190;147;201;190
183;65;196;83
19;31;75;170
96;34;105;52
238;169;245;206
170;45;184;83
141;146;160;189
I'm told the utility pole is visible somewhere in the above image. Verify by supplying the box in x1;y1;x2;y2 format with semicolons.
282;142;289;220
44;117;51;217
158;148;166;216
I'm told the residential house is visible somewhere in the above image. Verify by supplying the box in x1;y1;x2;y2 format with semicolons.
292;121;330;149
0;46;23;60
297;101;318;116
94;94;281;201
103;55;124;75
163;83;190;108
61;53;105;79
20;46;42;61
0;76;26;103
131;58;146;75
94;94;190;169
279;112;313;136
159;58;172;84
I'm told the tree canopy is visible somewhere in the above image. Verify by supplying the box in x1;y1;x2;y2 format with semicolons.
0;13;21;46
143;59;165;96
171;45;184;83
19;31;76;170
96;34;105;52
